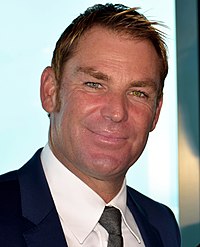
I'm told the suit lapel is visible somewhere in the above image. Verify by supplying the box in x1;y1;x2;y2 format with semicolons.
18;149;67;247
23;208;67;247
127;189;164;247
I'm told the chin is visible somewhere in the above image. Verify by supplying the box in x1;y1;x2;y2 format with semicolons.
84;154;129;173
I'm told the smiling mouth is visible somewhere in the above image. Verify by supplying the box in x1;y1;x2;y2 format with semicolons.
89;129;128;146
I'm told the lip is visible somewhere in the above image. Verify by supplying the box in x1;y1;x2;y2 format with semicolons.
88;129;128;145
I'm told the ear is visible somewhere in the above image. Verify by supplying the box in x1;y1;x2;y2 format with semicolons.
150;96;163;131
40;66;57;113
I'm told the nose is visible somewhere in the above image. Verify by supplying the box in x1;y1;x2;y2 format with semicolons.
101;92;128;123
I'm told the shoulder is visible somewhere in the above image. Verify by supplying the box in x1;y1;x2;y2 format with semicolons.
0;169;18;182
127;185;177;222
0;148;42;212
0;171;31;246
127;185;173;216
127;186;181;245
0;170;21;214
0;147;43;205
0;170;19;193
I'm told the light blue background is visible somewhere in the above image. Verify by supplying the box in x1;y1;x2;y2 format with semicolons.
0;0;178;219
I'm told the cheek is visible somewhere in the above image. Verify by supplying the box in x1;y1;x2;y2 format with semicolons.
71;93;103;124
58;93;96;137
129;103;156;130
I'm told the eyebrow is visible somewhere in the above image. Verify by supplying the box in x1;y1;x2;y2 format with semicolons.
75;66;109;81
75;66;158;90
129;80;158;90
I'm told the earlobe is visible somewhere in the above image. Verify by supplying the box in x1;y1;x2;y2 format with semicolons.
40;66;57;113
150;96;163;132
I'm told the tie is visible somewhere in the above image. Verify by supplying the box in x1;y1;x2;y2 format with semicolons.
99;206;123;247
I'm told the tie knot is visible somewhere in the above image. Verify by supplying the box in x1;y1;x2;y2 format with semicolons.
99;206;122;235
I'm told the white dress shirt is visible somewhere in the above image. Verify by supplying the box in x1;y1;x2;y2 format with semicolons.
41;144;145;246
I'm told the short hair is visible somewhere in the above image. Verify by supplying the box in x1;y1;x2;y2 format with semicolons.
51;3;168;98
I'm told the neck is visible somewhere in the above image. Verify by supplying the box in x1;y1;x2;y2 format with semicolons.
82;176;124;203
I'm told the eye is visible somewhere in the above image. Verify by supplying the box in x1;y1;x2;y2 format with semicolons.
129;90;147;98
84;82;103;89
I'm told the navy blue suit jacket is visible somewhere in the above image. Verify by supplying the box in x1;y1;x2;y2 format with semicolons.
0;149;181;246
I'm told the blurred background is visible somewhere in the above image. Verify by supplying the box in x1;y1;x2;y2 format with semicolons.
0;0;199;246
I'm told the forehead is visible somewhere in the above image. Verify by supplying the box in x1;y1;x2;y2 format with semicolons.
74;26;160;63
63;26;161;87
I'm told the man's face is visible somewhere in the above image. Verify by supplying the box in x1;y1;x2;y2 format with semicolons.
42;26;163;185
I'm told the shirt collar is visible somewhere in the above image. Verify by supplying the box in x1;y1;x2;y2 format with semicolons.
41;144;141;244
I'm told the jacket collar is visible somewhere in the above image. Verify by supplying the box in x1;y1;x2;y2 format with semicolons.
18;149;67;247
127;187;164;247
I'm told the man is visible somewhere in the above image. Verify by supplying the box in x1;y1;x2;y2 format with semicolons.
0;3;181;247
